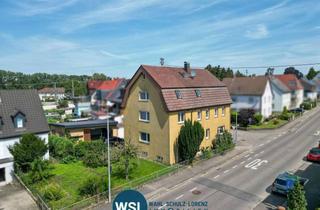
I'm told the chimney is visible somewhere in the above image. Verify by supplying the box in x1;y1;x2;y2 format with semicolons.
184;61;190;73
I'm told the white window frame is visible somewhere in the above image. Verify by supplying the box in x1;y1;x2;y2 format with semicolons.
197;110;202;121
139;91;149;101
205;128;210;139
139;111;150;122
16;117;24;128
217;126;225;135
178;111;185;124
214;108;218;118
222;107;225;117
205;109;210;120
139;132;150;143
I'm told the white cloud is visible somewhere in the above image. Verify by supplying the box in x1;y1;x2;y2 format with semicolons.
245;24;269;39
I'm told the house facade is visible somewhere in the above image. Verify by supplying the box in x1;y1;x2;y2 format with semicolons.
300;78;317;101
122;63;232;164
38;87;65;101
269;77;291;112
274;74;304;110
223;76;273;118
0;90;49;186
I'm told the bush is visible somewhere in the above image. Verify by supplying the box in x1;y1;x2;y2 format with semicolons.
231;111;238;124
300;102;312;110
200;147;213;159
28;159;52;183
42;183;65;201
213;131;235;154
9;133;48;172
74;141;88;159
238;109;255;127
273;119;279;125
254;113;263;125
61;155;77;164
83;151;107;168
78;176;108;197
49;135;75;159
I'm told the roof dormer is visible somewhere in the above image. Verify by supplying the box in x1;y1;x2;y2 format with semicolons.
11;110;26;129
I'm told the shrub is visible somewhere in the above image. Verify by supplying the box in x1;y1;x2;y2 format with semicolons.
78;176;108;197
9;133;48;172
287;182;307;210
213;131;235;154
238;109;255;127
74;141;88;159
254;113;263;125
83;151;107;168
42;183;65;201
300;102;312;110
29;159;52;183
49;135;74;159
61;155;77;164
200;147;213;159
273;119;279;125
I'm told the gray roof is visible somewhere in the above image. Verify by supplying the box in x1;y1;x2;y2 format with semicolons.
50;119;117;129
270;77;291;93
0;90;49;139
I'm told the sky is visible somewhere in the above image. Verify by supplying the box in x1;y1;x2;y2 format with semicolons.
0;0;319;78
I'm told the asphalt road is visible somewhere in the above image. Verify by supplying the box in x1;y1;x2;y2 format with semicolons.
148;108;320;210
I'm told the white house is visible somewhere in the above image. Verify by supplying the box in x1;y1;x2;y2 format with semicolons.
300;78;317;101
273;74;304;110
269;77;292;112
38;87;65;101
0;90;49;186
223;76;273;118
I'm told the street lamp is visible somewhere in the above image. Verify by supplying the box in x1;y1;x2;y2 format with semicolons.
104;101;113;203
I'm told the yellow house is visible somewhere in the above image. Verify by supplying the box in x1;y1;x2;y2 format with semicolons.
121;63;232;164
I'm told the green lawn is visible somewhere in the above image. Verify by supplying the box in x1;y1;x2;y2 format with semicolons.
249;119;287;129
29;159;167;209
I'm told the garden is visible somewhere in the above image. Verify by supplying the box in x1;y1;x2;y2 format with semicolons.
10;134;168;209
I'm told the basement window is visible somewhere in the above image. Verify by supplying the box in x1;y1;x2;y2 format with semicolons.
175;90;182;99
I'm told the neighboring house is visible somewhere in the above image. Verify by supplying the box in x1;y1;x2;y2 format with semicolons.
42;102;58;110
0;90;49;186
38;87;65;101
88;79;127;114
50;119;117;141
222;76;272;118
121;63;232;164
73;96;92;117
300;78;317;101
312;72;320;97
274;74;304;110
269;77;291;112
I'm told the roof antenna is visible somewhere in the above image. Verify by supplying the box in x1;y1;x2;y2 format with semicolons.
160;58;165;66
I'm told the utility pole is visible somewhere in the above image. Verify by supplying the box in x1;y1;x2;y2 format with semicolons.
105;103;111;203
54;82;57;101
71;80;75;98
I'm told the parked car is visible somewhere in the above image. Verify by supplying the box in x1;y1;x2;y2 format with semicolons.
271;172;309;195
307;147;320;162
290;108;304;113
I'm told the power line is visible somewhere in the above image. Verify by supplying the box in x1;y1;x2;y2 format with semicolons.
229;62;320;69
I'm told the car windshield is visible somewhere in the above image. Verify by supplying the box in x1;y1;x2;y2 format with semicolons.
275;179;287;186
310;149;320;155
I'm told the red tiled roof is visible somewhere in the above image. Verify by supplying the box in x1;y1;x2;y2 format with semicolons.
122;65;232;111
223;76;269;96
38;87;65;94
88;79;125;91
274;74;303;91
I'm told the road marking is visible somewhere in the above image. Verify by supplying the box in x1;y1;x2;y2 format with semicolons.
175;194;184;200
259;151;265;154
245;159;268;170
189;187;197;192
240;161;246;164
232;165;238;169
273;136;277;139
214;175;220;179
244;154;250;157
267;140;271;143
159;203;167;209
254;154;259;157
282;131;286;135
247;157;252;161
223;170;229;174
258;143;265;147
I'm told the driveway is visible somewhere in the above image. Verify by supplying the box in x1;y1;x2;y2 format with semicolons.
0;182;38;210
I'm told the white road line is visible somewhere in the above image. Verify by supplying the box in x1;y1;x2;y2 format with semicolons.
223;170;229;174
267;140;271;143
214;175;220;179
244;154;250;157
189;187;197;192
260;151;265;154
240;161;246;164
247;157;252;161
175;194;184;200
258;143;265;147
232;165;238;169
273;137;277;139
254;154;259;157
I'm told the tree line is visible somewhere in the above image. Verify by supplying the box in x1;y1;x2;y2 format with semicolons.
0;70;110;96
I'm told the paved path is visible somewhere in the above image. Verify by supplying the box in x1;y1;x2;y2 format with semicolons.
96;107;320;210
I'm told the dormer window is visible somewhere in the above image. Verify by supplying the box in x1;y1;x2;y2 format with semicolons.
195;89;201;97
175;90;182;99
12;111;26;129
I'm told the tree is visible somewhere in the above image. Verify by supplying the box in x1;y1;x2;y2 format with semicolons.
287;182;307;210
306;67;318;80
177;120;204;163
92;73;110;81
238;109;255;127
284;67;303;79
265;67;274;76
9;133;48;172
112;139;138;180
213;131;234;154
29;158;52;183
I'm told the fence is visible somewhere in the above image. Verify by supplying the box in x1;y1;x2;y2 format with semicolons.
13;173;51;210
